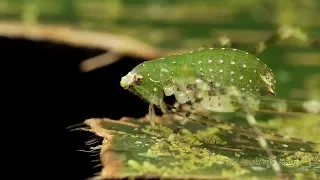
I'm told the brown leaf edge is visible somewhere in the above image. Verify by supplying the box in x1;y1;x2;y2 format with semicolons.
82;117;233;180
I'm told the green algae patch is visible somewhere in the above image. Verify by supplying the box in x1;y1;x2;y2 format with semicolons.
83;116;320;180
258;114;320;143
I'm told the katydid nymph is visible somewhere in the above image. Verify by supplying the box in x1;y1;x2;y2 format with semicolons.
120;47;320;178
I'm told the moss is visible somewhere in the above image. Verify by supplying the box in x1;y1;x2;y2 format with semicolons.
259;114;320;143
294;172;318;180
129;134;233;176
221;164;251;178
194;127;227;145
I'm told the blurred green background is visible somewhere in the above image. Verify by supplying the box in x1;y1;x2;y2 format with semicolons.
0;0;319;100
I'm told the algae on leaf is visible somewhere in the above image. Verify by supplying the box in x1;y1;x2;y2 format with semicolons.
83;113;320;180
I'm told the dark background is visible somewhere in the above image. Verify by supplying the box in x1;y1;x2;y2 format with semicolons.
0;37;149;178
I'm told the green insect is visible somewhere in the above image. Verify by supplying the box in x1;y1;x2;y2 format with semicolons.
123;48;273;104
120;47;319;178
120;47;276;119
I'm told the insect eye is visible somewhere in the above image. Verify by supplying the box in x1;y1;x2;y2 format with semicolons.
133;75;143;85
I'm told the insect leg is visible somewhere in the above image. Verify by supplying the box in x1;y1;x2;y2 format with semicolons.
148;104;156;127
228;87;283;178
167;103;193;142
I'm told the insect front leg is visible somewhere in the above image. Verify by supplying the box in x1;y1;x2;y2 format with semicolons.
148;104;156;127
149;99;169;127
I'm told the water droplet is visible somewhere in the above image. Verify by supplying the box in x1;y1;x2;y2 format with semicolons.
231;71;234;75
240;76;243;80
219;69;223;73
219;59;224;63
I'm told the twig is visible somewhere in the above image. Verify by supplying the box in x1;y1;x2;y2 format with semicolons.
0;21;162;61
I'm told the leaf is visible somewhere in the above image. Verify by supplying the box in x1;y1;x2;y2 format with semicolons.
83;113;320;180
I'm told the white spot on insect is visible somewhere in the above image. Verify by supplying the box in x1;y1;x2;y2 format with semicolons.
231;61;235;65
219;59;224;63
209;68;213;72
196;79;203;83
208;59;213;63
249;79;252;83
257;58;260;61
172;61;176;64
164;86;174;96
242;64;246;68
198;60;202;64
245;52;249;55
240;76;243;80
153;87;158;92
260;73;275;86
219;69;223;73
232;49;237;51
161;68;169;73
282;144;288;148
231;71;234;75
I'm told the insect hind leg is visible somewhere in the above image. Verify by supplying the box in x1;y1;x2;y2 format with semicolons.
227;86;283;178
